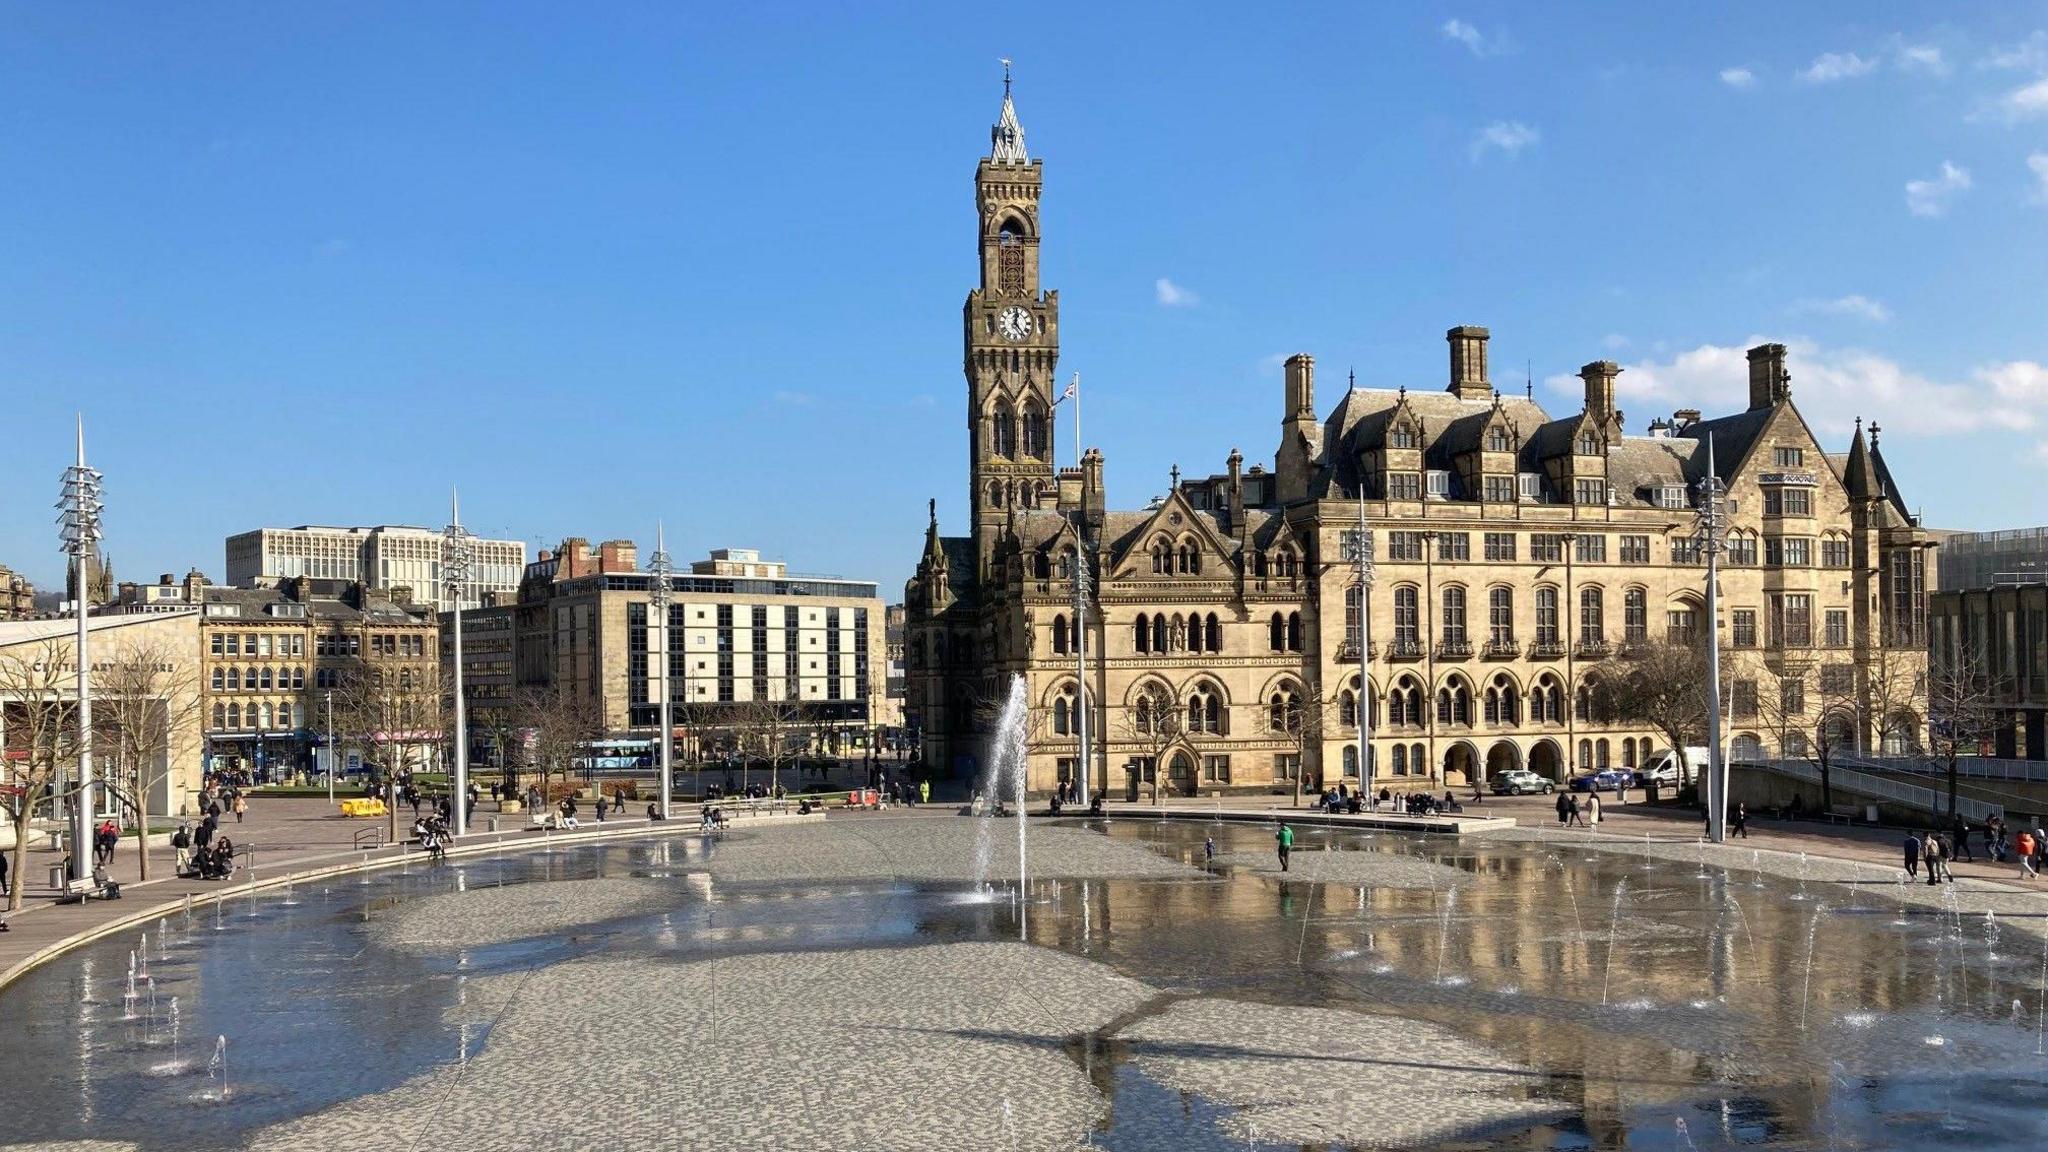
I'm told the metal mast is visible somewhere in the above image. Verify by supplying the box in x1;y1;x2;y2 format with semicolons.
1697;436;1729;843
648;523;676;821
1348;455;1376;793
442;490;473;835
56;415;103;886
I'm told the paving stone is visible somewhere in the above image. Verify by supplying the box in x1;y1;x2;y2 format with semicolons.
700;817;1203;885
376;876;674;953
1213;846;1469;890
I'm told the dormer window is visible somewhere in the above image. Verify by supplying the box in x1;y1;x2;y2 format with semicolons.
1390;424;1418;449
1653;484;1688;510
1517;472;1544;502
1424;470;1452;499
1575;433;1600;456
1485;427;1510;453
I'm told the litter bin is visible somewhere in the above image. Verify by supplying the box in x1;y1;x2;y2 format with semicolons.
48;864;66;890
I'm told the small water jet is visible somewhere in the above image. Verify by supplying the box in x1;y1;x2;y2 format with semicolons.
1798;903;1830;1031
203;1035;230;1102
1432;884;1460;985
1790;852;1811;901
1601;879;1628;1007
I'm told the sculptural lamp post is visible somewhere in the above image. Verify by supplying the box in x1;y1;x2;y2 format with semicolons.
56;416;103;887
648;523;676;822
1696;437;1730;844
1342;469;1376;796
442;491;474;836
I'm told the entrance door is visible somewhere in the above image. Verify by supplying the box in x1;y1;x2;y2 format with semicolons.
1169;751;1196;796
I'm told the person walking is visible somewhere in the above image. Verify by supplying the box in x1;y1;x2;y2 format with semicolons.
1275;823;1294;873
1924;831;1944;886
2016;828;2037;880
1951;816;1974;863
1555;791;1571;827
1903;831;1920;879
1586;792;1602;831
1732;802;1749;840
1566;794;1583;828
232;793;247;824
0;847;9;899
171;823;192;875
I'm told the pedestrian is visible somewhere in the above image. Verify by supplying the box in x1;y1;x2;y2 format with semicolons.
919;779;931;805
1555;791;1571;827
1903;831;1920;879
2017;828;2037;880
1586;792;1602;830
1203;835;1216;865
0;847;9;898
1924;831;1943;886
595;794;607;822
1615;776;1628;804
1566;795;1583;827
1276;823;1294;873
1732;802;1748;839
232;793;247;824
1951;817;1974;863
171;823;192;876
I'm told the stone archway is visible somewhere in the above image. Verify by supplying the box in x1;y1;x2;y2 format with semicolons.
1485;741;1520;779
1442;742;1479;787
1168;750;1197;796
1528;739;1564;782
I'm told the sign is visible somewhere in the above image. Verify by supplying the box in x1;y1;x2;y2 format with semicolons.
346;752;362;774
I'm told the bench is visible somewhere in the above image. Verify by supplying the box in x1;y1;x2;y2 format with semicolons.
1820;804;1862;825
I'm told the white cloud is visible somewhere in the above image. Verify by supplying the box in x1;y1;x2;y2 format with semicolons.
1894;43;1948;75
1996;77;2048;121
1904;161;1971;217
1719;66;1757;89
1154;277;1199;307
1601;333;1632;351
1543;337;2048;440
1799;51;1878;83
1979;31;2048;71
2029;153;2048;202
1441;18;1514;58
1791;295;1892;323
1470;120;1539;162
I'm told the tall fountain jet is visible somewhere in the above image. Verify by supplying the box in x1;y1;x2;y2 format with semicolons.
975;675;1032;939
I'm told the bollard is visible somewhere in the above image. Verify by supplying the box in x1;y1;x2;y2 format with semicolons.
49;864;66;890
489;816;500;834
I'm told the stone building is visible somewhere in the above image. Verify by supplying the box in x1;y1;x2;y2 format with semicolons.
0;563;34;620
123;574;443;780
456;541;890;761
904;77;1935;798
225;524;526;613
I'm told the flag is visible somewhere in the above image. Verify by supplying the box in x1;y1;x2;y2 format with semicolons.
1062;374;1078;401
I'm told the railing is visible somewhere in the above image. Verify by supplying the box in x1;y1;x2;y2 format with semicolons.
1482;640;1519;659
1745;758;2004;822
1838;754;2048;784
353;826;386;851
1386;640;1425;661
1334;639;1377;662
1436;639;1473;660
1527;641;1566;660
1575;640;1611;659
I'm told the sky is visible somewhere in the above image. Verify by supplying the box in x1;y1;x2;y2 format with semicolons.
2;3;2045;597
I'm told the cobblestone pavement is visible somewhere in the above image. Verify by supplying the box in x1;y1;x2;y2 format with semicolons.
701;816;1202;884
1214;846;1470;890
376;875;676;953
245;942;1156;1152
1479;824;2048;943
1120;998;1567;1147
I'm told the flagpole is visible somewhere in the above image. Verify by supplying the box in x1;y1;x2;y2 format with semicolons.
1068;372;1089;804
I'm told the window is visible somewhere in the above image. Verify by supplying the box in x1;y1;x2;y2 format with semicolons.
1393;587;1420;647
1273;754;1300;782
1732;609;1757;648
1286;612;1302;652
1436;533;1469;561
1484;476;1517;503
1727;534;1758;566
1202;755;1231;783
1671;538;1701;565
1388;532;1425;561
1518;472;1544;502
1576;433;1600;455
1051;684;1077;736
1390;424;1418;449
210;634;224;656
1343;586;1363;652
1267;613;1284;652
225;635;240;657
1051;614;1070;655
1268;686;1302;734
1619;535;1649;565
1531;534;1566;563
1578;587;1605;644
1574;535;1606;564
1425;470;1452;499
211;667;225;691
1151;540;1171;574
1822;538;1850;568
1780;679;1805;716
227;703;240;729
1766;537;1811;567
1486;426;1510;452
1654;484;1688;510
1205;613;1222;652
1769;593;1814;647
1388;472;1422;501
1436;680;1470;725
1535;586;1559;644
1773;446;1805;467
1763;487;1812;517
1824;609;1849;648
1732;680;1758;719
1820;664;1853;694
1187;684;1223;734
1441;586;1468;645
1488;587;1514;644
212;703;225;729
1623;588;1647;644
1668;607;1698;646
1484;533;1516;561
226;667;241;691
1574;479;1605;506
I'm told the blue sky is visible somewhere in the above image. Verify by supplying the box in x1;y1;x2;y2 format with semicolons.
3;3;2045;596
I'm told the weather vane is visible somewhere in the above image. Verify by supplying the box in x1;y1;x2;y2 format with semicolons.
1000;57;1012;95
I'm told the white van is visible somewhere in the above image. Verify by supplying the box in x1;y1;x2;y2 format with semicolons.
1639;747;1710;786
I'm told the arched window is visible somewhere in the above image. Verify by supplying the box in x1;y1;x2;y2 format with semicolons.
278;702;293;729
1579;586;1605;644
227;703;241;729
259;702;273;730
1622;737;1637;768
1275;549;1298;578
1178;541;1200;575
1052;684;1075;736
1485;675;1519;725
1152;614;1168;654
1533;674;1563;723
1268;685;1301;734
1022;402;1048;459
1596;739;1610;769
1623;587;1647;644
1535;586;1559;645
260;667;274;690
1188;683;1224;735
226;666;241;691
1441;585;1468;646
1205;613;1221;652
1268;612;1285;652
1394;586;1419;647
1392;744;1408;775
1339;689;1357;728
1342;745;1359;777
1152;540;1172;575
993;402;1017;457
1488;587;1514;645
988;481;1004;509
1578;739;1593;771
211;667;225;691
1052;614;1070;656
1134;693;1154;734
1252;551;1269;578
1411;742;1427;775
1436;678;1471;725
1033;552;1051;579
212;703;226;729
1286;612;1302;652
1186;613;1205;653
1134;614;1151;654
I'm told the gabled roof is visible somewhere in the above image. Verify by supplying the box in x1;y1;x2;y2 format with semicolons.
1676;407;1773;483
1315;386;1552;498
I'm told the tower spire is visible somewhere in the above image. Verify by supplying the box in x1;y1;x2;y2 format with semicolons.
991;58;1028;163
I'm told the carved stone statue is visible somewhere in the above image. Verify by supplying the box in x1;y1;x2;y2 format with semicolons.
1169;615;1188;651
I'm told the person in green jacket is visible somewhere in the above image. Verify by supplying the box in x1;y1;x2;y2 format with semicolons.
919;780;930;805
1276;823;1294;872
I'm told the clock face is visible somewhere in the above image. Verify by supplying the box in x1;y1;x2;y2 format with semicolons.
998;306;1034;342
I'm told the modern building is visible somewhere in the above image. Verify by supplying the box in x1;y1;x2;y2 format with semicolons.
113;574;441;781
883;603;909;737
1929;583;2048;760
905;76;1936;798
225;524;526;612
0;563;34;620
1935;527;2048;592
466;539;888;760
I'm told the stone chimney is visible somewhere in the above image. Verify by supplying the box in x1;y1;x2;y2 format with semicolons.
1081;447;1106;531
597;539;638;573
1276;354;1321;505
1747;343;1789;410
1447;326;1491;401
1283;354;1315;419
1579;360;1620;421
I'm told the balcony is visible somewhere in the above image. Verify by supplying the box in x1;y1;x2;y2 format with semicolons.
1576;640;1611;659
1482;639;1519;660
1528;641;1566;660
1386;639;1426;661
1436;639;1473;660
1334;639;1378;662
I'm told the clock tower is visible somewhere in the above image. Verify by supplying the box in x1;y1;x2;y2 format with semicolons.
967;62;1059;568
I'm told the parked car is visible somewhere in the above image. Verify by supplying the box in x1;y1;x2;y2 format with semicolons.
1570;769;1637;792
1488;769;1555;796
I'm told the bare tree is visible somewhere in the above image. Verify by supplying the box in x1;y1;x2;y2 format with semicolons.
514;684;602;806
1863;643;1927;759
1264;681;1332;807
0;641;82;911
1746;655;1821;802
1117;680;1186;804
1927;640;2001;821
331;662;442;840
735;696;806;797
95;637;201;881
1608;641;1711;784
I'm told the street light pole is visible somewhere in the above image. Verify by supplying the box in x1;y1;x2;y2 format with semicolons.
1697;435;1729;844
648;523;675;822
325;689;335;805
1348;479;1376;796
57;415;103;887
442;490;473;836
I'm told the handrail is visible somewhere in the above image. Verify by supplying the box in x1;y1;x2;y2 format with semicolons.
352;826;386;851
1745;758;2004;822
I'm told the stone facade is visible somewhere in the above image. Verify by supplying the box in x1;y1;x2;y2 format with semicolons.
905;80;1935;798
225;524;526;613
0;563;34;620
